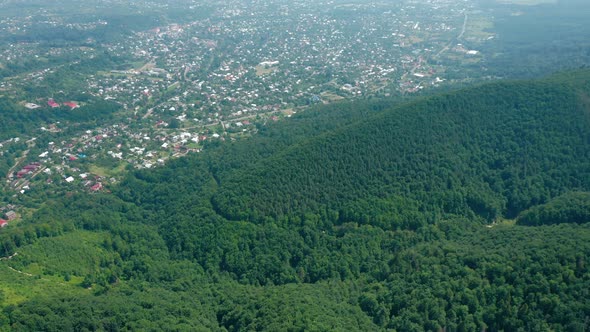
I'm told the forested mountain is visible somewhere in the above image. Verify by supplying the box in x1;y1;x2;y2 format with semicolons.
0;71;589;331
212;76;590;224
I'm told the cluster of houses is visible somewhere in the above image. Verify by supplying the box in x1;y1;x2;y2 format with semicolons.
14;162;41;179
81;0;485;130
46;99;79;109
0;0;500;222
3;0;496;137
24;99;79;110
17;117;223;192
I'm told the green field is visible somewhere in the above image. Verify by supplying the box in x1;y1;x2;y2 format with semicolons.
464;15;495;41
0;231;108;306
89;161;127;177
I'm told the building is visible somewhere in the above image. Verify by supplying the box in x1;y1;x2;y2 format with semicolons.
4;211;17;221
24;103;41;110
48;99;60;108
63;101;79;109
91;183;103;192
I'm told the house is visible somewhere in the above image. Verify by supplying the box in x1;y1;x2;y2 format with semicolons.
0;219;7;227
23;164;39;171
63;101;79;109
91;183;102;192
48;99;60;108
4;211;17;221
16;170;29;178
25;103;41;110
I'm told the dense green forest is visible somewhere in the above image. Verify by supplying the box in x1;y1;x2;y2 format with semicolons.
516;191;590;226
212;75;590;223
0;71;589;331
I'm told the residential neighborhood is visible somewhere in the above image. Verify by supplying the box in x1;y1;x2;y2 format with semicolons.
0;0;498;219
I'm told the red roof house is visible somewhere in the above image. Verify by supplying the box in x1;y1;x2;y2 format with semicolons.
16;170;29;178
91;183;103;191
0;219;7;227
48;99;60;108
63;101;79;109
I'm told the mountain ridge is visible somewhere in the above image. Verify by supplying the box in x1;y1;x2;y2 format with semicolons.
211;71;590;224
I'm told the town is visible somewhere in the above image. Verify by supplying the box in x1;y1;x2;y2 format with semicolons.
0;0;498;223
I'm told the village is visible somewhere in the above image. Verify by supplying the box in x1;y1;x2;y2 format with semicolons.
0;0;498;225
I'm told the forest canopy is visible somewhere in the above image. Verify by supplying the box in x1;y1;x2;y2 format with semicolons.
0;70;589;331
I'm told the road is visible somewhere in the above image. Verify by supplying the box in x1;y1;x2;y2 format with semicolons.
6;149;29;180
458;13;468;40
435;12;468;58
14;166;46;190
142;107;155;119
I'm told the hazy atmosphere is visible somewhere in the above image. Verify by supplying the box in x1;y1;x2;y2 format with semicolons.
0;0;588;330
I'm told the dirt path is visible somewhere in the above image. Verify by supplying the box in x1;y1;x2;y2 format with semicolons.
0;252;18;260
142;107;155;119
7;266;33;277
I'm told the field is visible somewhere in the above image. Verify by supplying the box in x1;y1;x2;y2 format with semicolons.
0;231;107;305
320;91;345;102
255;65;278;76
464;15;495;41
89;161;127;177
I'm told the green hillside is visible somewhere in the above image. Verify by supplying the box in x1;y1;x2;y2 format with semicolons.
516;191;590;226
213;73;590;224
0;71;589;331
